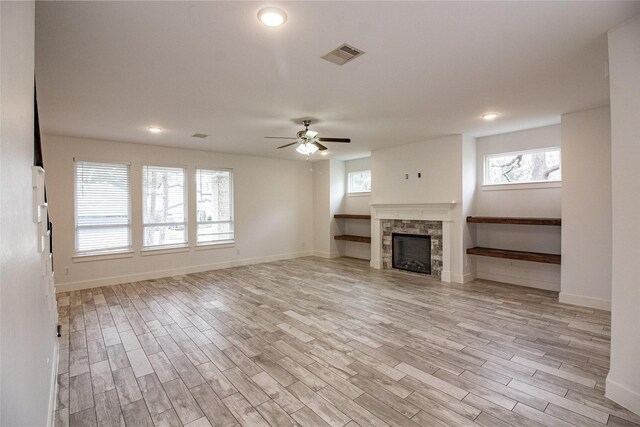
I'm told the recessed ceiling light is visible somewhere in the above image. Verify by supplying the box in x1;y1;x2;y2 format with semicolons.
320;151;329;156
147;126;163;133
258;7;287;27
481;113;499;121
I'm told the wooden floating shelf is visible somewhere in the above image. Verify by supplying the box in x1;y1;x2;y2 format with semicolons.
467;247;561;265
334;235;371;244
467;216;561;226
334;215;371;244
334;214;371;220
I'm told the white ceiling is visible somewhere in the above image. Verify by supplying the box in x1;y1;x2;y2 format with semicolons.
35;1;640;161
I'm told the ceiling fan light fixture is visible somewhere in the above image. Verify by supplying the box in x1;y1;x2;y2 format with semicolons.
258;7;287;27
265;119;350;154
481;112;499;121
296;142;318;155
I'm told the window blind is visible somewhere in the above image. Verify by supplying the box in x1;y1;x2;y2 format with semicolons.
143;165;187;248
196;169;233;244
75;160;131;254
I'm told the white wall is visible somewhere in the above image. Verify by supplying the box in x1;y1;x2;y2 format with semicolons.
344;157;372;215
607;14;640;416
461;135;477;281
312;160;331;257
560;106;612;310
312;159;345;258
329;160;346;257
340;157;371;260
43;135;314;291
372;135;462;204
372;135;466;282
474;125;562;291
1;2;58;425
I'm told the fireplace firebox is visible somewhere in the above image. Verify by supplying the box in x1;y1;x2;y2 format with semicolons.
392;233;431;274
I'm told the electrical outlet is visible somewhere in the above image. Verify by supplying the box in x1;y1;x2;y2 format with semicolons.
404;174;409;179
64;267;70;275
236;249;240;255
302;242;305;248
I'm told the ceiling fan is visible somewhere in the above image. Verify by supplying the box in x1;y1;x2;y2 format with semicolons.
265;120;350;155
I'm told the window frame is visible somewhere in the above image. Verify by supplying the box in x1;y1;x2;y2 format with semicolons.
73;158;132;257
347;170;372;195
483;146;562;187
141;164;189;250
195;167;234;246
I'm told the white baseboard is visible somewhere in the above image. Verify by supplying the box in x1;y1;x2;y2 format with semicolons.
606;375;640;416
56;250;313;292
313;251;342;259
462;272;477;284
476;271;560;291
450;273;463;284
47;342;59;427
559;292;611;311
441;270;452;283
451;272;476;284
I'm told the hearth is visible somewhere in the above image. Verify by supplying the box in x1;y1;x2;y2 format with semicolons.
392;233;431;274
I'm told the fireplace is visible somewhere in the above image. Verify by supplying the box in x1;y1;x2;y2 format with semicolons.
392;233;431;274
371;203;454;282
380;219;443;279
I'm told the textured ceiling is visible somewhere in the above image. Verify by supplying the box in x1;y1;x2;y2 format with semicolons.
35;1;640;161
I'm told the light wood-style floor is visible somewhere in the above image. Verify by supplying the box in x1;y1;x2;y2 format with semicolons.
55;257;640;427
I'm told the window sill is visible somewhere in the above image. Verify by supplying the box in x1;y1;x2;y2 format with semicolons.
347;192;371;197
482;181;561;191
73;251;134;263
140;245;190;256
195;241;235;250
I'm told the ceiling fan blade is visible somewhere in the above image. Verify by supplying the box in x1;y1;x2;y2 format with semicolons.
313;141;328;151
265;136;297;140
318;137;351;143
277;142;299;149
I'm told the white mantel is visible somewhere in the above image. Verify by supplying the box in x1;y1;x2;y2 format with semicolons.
370;202;456;282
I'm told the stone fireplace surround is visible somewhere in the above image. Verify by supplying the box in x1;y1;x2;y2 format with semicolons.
371;203;456;282
384;220;442;279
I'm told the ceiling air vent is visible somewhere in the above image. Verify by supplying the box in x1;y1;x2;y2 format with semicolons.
321;43;365;66
192;133;209;139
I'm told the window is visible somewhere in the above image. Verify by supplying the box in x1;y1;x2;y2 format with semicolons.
348;170;371;193
143;165;187;248
74;160;131;255
484;147;561;185
196;169;233;244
